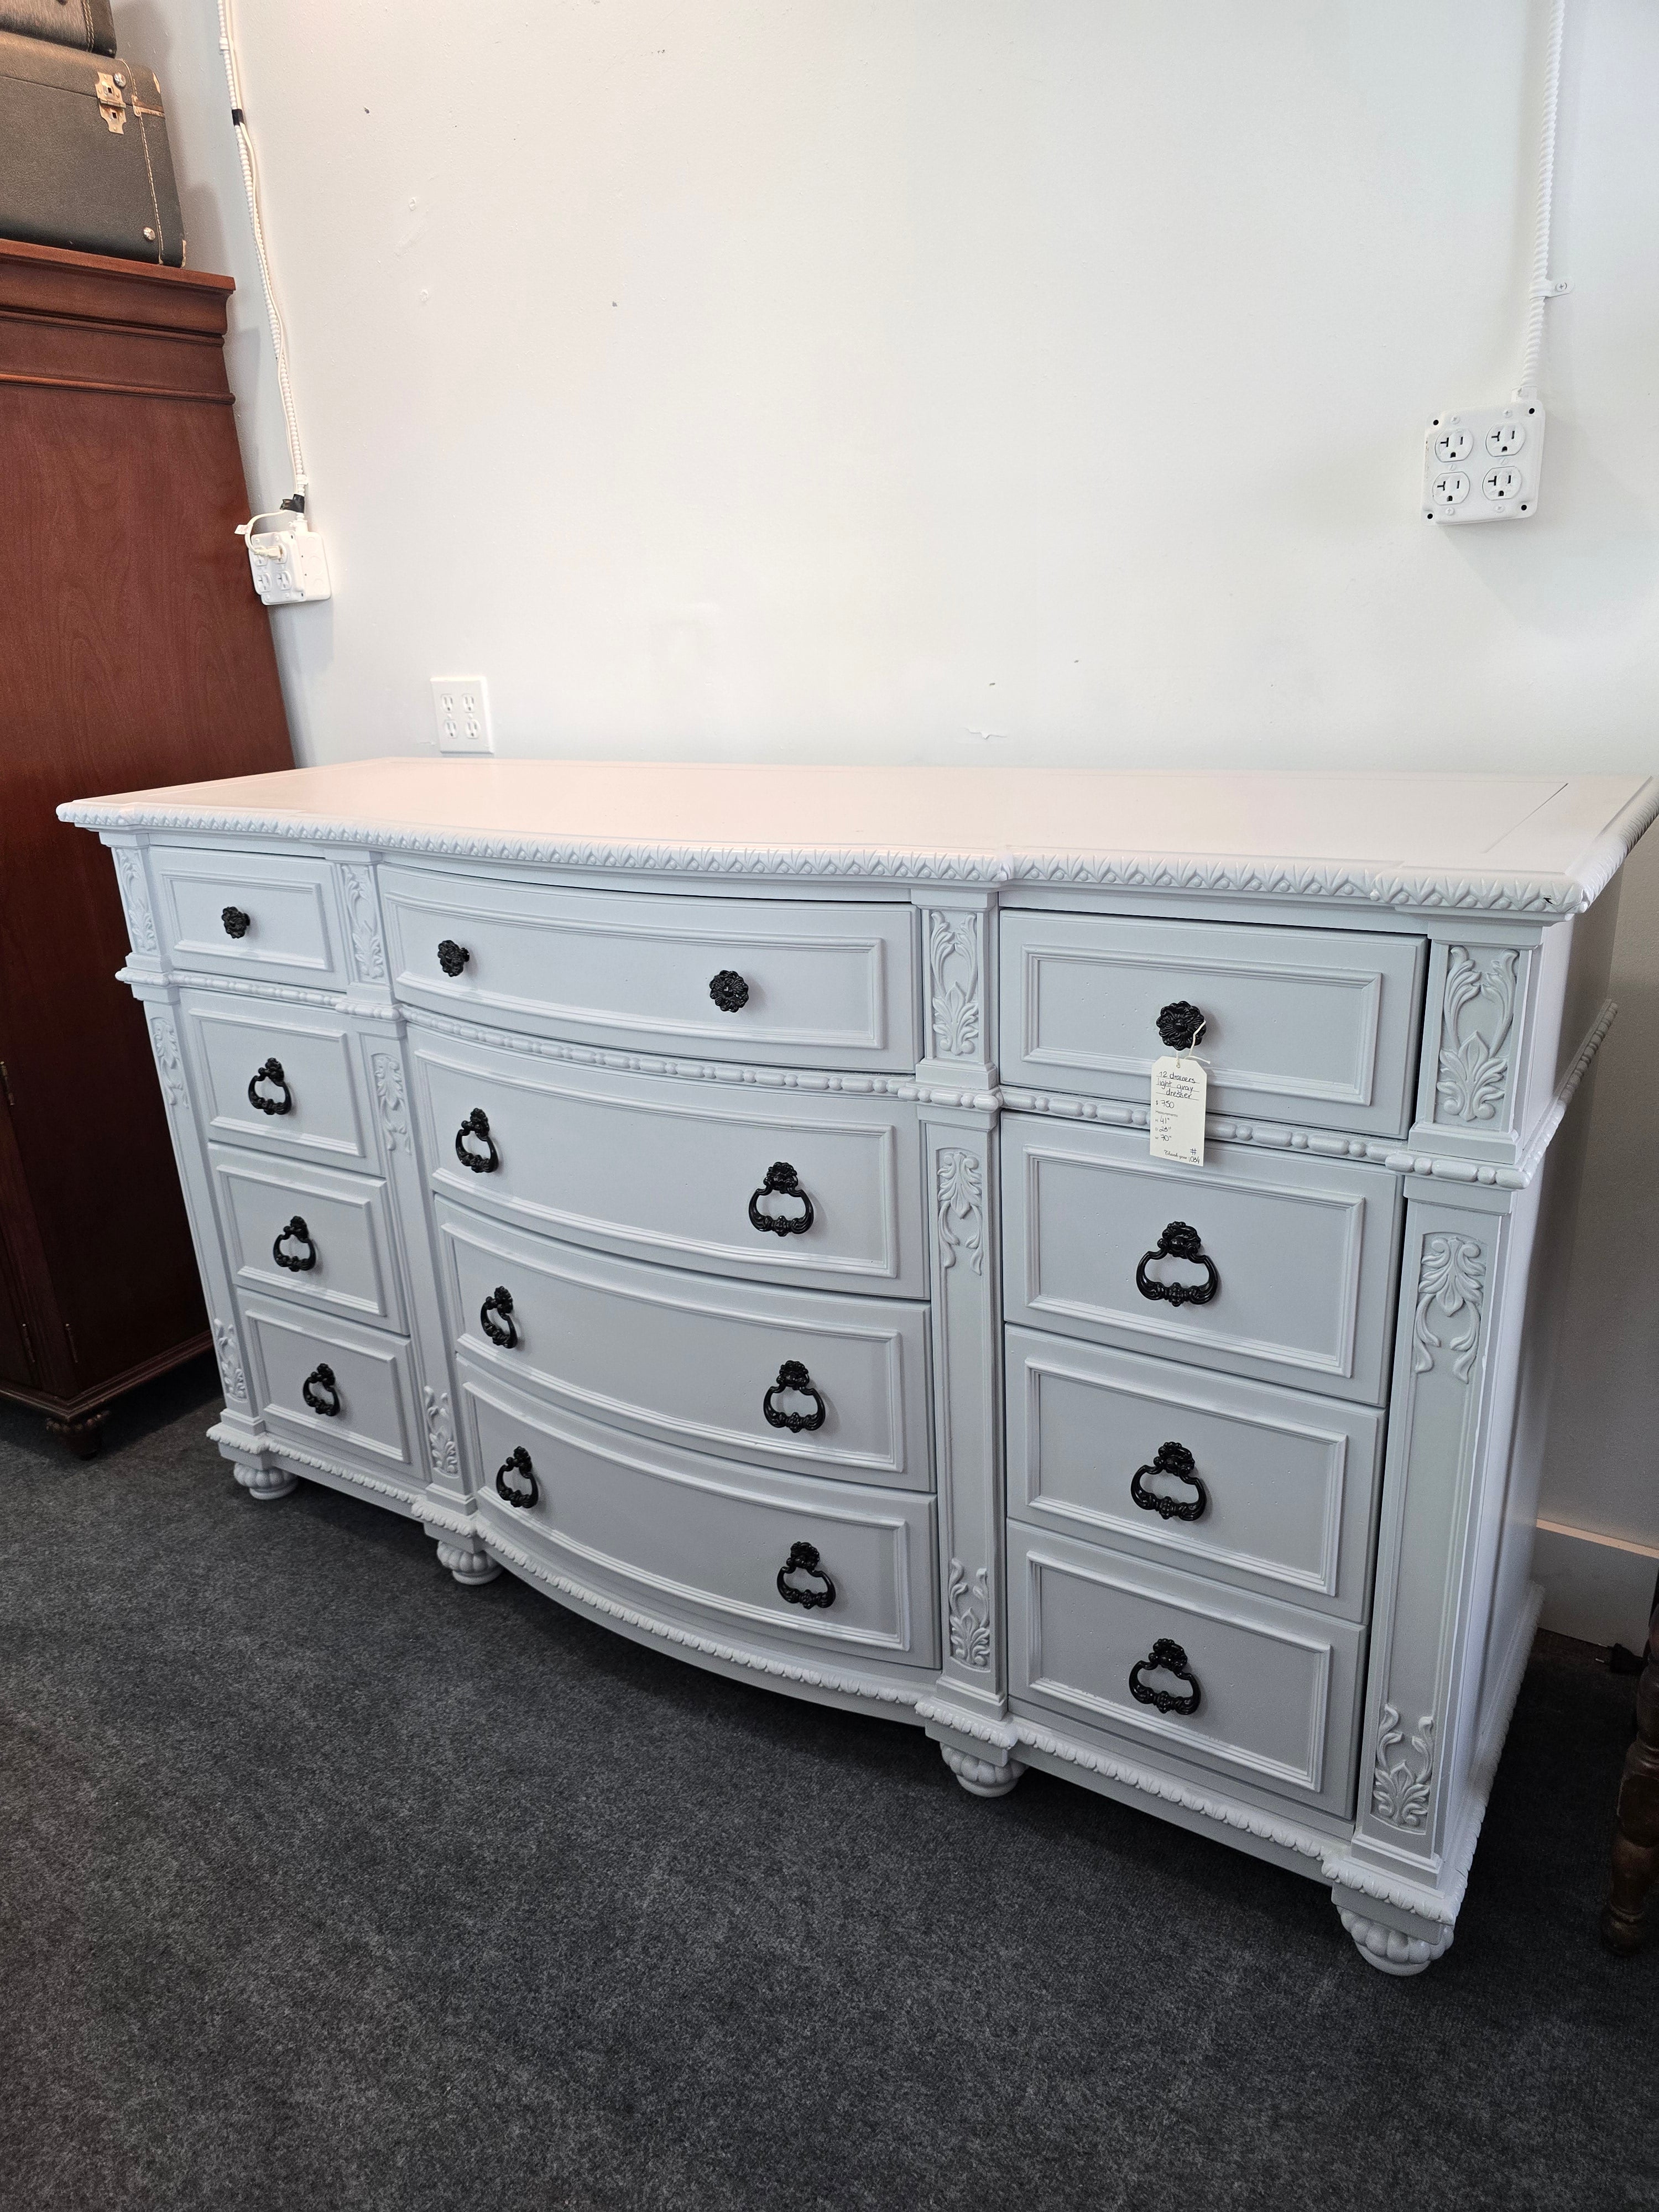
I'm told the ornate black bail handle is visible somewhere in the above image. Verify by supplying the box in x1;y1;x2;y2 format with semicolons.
272;1215;317;1273
222;904;251;940
495;1444;538;1509
479;1285;518;1349
748;1161;814;1238
776;1540;836;1610
437;939;470;977
1136;1221;1219;1307
455;1107;500;1173
1131;1441;1208;1522
763;1359;827;1433
247;1057;293;1115
1156;1000;1206;1053
1129;1637;1201;1716
302;1361;341;1417
709;969;750;1013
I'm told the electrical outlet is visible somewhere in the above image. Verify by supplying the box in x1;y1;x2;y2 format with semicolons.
431;677;493;754
1423;404;1546;524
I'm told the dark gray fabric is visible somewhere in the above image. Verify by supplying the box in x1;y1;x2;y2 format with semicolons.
2;1360;1653;2212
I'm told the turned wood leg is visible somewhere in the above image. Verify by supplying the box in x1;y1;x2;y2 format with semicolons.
1601;1598;1659;1956
46;1408;112;1459
431;1528;502;1587
940;1742;1025;1798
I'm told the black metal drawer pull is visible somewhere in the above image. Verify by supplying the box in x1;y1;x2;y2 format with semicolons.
273;1215;317;1273
247;1058;293;1115
709;969;750;1012
479;1285;518;1348
437;939;470;977
496;1445;538;1509
1156;1000;1206;1052
222;904;251;939
763;1360;826;1433
455;1107;499;1173
777;1540;836;1609
748;1161;814;1237
302;1361;341;1417
1129;1637;1201;1716
1136;1220;1219;1307
1130;1441;1208;1522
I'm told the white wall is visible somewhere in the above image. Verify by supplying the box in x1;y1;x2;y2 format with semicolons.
130;0;1658;1634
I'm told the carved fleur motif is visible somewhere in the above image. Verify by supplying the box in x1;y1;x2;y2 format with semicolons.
1412;1233;1485;1383
1371;1705;1435;1830
211;1318;247;1402
936;1149;985;1275
1436;947;1517;1125
340;864;387;982
927;910;982;1061
422;1386;460;1481
371;1052;410;1153
947;1558;992;1668
148;1011;187;1107
112;847;157;954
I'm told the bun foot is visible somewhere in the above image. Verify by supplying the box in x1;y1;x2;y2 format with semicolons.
232;1459;298;1501
1338;1904;1453;1975
941;1743;1025;1798
46;1408;112;1460
432;1532;502;1587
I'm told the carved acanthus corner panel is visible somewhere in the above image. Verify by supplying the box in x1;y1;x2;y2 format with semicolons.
1412;1233;1485;1383
947;1558;992;1668
1435;947;1518;1126
1371;1705;1435;1830
936;1148;986;1276
926;909;983;1062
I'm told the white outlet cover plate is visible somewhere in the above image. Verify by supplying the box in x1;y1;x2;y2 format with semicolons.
431;676;493;754
1423;403;1546;524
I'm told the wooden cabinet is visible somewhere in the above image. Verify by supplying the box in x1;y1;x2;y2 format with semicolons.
0;238;291;1452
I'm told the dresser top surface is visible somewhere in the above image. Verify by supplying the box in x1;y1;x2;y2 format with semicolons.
61;760;1657;917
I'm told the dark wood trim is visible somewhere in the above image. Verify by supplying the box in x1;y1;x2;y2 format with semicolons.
1603;1598;1659;1953
0;368;237;404
0;1330;215;1422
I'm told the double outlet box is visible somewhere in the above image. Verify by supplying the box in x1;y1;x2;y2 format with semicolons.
1423;403;1546;524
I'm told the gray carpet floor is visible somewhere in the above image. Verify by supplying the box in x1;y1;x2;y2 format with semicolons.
1;1357;1654;2212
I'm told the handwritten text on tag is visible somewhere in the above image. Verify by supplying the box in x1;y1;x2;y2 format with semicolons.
1150;1054;1207;1165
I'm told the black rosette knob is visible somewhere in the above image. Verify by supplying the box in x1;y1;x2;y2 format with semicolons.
247;1058;293;1115
709;969;750;1013
1156;1000;1206;1052
748;1161;814;1238
272;1216;317;1273
455;1107;499;1173
763;1360;827;1433
1129;1637;1201;1715
479;1285;518;1349
495;1445;538;1509
302;1361;341;1417
222;905;251;939
1135;1221;1219;1307
776;1540;836;1609
1130;1441;1208;1522
437;940;470;977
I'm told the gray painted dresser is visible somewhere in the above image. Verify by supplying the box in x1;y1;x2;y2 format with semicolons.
63;762;1657;1974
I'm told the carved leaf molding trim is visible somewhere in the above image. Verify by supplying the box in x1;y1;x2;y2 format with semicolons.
936;1149;985;1276
340;863;388;982
148;1011;187;1107
1436;947;1518;1124
372;1051;410;1153
926;909;982;1061
1371;1705;1435;1830
947;1558;993;1668
112;847;157;954
1412;1233;1485;1382
211;1318;247;1402
422;1386;460;1481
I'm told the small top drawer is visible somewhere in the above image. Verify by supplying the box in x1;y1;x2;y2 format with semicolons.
379;868;918;1070
1000;910;1425;1138
149;846;349;990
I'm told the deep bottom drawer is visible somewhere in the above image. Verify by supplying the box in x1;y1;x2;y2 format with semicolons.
1008;1522;1364;1814
243;1298;421;1477
460;1366;938;1666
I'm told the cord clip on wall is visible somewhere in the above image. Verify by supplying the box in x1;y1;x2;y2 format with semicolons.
236;507;332;605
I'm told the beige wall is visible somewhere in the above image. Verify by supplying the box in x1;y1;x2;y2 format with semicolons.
128;0;1658;1635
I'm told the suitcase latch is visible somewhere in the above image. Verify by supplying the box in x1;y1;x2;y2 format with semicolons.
95;71;127;134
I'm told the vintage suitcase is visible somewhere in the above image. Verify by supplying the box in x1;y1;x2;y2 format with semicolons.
0;1;116;54
0;29;184;265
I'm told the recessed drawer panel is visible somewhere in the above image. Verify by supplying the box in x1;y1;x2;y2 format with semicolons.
1001;1116;1401;1402
1006;1327;1382;1618
242;1298;420;1478
381;867;918;1070
460;1369;938;1666
435;1202;931;1488
410;1030;925;1295
1009;1523;1364;1815
180;992;374;1167
150;845;348;990
212;1146;404;1331
1000;909;1425;1138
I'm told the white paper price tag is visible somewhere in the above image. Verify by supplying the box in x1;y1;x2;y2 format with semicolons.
1150;1054;1207;1166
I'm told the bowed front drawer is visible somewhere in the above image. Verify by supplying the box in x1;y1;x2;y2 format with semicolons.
1000;908;1425;1138
409;1030;926;1295
461;1370;939;1667
380;867;919;1070
1001;1116;1402;1403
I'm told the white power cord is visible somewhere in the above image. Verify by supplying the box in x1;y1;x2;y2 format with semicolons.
1517;0;1570;400
217;0;309;512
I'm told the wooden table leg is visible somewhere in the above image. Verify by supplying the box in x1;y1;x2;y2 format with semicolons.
1602;1596;1659;1955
